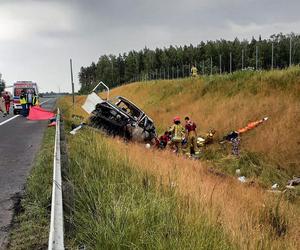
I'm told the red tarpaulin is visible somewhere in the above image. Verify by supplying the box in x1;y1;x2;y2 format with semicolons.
27;106;55;120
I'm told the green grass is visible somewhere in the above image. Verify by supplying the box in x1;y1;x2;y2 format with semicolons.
200;145;300;203
65;129;234;249
200;67;300;97
201;144;292;189
8;127;55;250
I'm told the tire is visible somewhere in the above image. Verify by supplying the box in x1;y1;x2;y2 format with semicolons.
13;109;18;115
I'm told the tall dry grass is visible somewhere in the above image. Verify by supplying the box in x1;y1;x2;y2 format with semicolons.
107;136;300;250
66;130;234;249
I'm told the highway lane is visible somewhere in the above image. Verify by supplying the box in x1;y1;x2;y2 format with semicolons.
0;99;51;125
0;98;57;249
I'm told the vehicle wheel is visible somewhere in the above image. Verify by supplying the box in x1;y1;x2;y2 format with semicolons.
13;109;18;115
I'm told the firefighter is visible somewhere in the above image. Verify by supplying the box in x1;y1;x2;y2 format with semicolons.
169;116;185;154
185;116;199;155
20;89;28;117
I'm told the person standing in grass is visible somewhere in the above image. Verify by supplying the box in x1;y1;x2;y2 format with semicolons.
191;65;198;77
169;116;185;154
185;116;199;155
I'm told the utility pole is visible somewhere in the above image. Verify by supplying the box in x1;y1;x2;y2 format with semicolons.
229;52;232;74
255;45;258;70
210;57;213;75
271;43;274;70
111;61;114;83
202;60;205;75
219;54;222;74
242;49;244;70
70;59;75;108
289;36;292;67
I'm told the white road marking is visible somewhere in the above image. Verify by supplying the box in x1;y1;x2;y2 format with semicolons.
40;99;50;105
0;99;52;126
0;115;20;126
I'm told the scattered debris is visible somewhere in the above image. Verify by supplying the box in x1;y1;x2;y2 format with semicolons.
287;177;300;187
238;176;246;183
235;169;241;176
271;183;279;190
70;124;84;135
196;129;216;147
145;143;151;149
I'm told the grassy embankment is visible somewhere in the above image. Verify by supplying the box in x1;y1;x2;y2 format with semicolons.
64;130;233;249
8;127;55;250
59;67;300;249
63;67;300;188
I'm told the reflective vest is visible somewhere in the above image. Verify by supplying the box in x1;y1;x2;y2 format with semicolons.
20;95;27;105
33;96;39;106
169;124;185;142
191;66;198;76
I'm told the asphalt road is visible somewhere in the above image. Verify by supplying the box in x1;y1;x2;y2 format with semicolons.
0;98;57;249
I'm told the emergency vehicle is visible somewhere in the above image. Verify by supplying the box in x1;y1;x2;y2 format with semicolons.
13;81;39;115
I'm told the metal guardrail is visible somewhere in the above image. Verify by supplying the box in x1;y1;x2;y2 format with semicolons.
48;109;65;249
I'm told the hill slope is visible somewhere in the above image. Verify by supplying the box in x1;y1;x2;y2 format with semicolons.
108;67;300;174
59;68;300;249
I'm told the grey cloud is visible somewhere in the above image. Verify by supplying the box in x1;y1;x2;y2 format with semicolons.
0;0;299;92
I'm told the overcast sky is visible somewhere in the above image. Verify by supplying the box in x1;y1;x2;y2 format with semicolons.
0;0;299;92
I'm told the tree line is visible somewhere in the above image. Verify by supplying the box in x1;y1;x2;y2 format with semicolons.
79;33;300;93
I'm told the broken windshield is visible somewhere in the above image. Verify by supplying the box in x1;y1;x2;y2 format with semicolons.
109;97;143;120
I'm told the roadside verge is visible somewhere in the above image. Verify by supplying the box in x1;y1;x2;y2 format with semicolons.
7;127;55;250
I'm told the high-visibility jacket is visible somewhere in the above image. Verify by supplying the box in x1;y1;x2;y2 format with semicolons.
20;94;27;105
191;66;198;77
33;95;39;106
169;124;185;142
